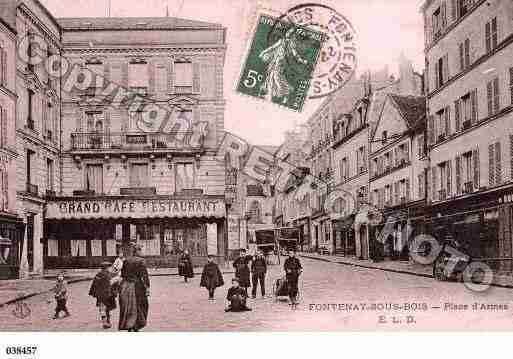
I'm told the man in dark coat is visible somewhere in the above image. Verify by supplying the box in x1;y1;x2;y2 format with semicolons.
178;249;194;282
118;244;150;332
284;249;302;305
233;249;251;296
200;254;224;300
89;261;117;329
251;250;267;298
225;278;251;312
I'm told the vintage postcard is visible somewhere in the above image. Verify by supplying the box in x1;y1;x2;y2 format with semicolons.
0;0;513;345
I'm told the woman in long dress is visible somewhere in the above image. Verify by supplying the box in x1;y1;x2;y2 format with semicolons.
118;244;150;332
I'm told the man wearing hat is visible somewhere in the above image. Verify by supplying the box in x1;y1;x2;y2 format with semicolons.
89;261;117;329
284;249;302;306
225;277;251;312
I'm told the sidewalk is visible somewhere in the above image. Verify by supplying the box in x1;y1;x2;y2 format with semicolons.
0;266;235;307
299;252;513;288
299;252;433;277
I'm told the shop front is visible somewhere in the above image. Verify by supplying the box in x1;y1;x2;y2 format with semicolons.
44;195;226;269
0;214;26;279
428;185;513;273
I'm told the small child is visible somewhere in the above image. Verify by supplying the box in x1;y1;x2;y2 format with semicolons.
89;261;117;329
200;254;224;300
225;277;251;312
52;272;70;319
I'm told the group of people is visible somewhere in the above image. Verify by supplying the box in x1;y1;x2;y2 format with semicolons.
51;246;303;330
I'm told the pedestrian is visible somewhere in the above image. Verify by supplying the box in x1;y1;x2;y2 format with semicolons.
233;249;251;296
178;249;194;283
225;278;251;312
283;249;302;306
251;250;267;298
118;243;150;332
89;261;117;329
200;254;224;300
52;272;70;319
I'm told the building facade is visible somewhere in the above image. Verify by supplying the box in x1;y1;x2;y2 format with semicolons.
0;0;228;275
0;2;24;279
422;0;513;272
369;94;427;260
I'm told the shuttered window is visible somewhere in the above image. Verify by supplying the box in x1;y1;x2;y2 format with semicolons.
0;47;6;87
456;156;462;194
485;17;498;53
454;99;461;131
487;78;500;116
510;67;513;105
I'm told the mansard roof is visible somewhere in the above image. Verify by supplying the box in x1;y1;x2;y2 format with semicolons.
57;16;224;30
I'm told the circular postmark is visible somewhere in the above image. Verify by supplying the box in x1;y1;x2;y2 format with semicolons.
267;3;357;99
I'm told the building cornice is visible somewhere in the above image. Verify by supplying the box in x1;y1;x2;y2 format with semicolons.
18;3;62;48
62;45;226;55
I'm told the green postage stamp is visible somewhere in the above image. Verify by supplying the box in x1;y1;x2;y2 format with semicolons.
236;14;325;112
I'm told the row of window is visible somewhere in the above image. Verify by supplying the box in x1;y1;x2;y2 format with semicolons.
83;162;195;194
430;16;498;92
429;0;479;44
85;60;198;94
370;142;410;178
26;89;57;141
429;69;513;145
371;178;411;209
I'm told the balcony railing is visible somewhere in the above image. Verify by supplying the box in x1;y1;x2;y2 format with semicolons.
26;183;38;196
463;181;473;194
71;131;205;151
174;86;193;94
438;189;447;201
120;187;156;196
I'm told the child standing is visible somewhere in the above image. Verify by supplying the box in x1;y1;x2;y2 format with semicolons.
89;261;117;329
200;254;224;300
225;278;251;312
52;272;70;319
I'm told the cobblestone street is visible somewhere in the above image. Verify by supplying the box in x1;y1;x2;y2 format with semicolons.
1;258;513;331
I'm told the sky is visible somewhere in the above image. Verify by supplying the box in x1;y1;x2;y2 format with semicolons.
40;0;426;146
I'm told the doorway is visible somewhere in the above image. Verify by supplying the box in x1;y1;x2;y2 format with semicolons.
26;214;34;272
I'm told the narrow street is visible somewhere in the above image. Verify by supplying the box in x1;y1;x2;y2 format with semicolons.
1;258;512;331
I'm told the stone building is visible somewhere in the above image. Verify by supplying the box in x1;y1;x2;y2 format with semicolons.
422;0;513;272
0;0;228;275
0;1;24;279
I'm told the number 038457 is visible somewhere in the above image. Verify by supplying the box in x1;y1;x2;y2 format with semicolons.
5;346;37;356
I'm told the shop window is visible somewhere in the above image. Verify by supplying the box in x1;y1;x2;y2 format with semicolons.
135;224;160;256
129;163;149;188
175;163;194;193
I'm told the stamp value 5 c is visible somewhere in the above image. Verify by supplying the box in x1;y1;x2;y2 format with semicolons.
236;14;325;112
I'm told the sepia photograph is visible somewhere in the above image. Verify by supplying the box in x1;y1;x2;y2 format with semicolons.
0;1;512;350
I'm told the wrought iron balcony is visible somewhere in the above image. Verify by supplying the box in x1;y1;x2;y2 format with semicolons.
70;131;205;152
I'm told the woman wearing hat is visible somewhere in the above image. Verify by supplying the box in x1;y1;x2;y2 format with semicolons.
118;243;150;332
178;249;194;283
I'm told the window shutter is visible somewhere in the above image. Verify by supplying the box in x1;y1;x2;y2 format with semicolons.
428;115;435;145
1;49;5;86
493;77;500;114
471;88;478;123
405;179;410;201
489;143;495;185
444;106;450;135
509;67;513;105
454;99;461;131
495;141;502;184
0;107;3;148
446;159;452;196
393;147;398;167
432;166;437;199
491;17;497;48
464;38;470;67
451;0;458;20
394;181;399;204
485;21;491;53
168;61;174;93
473;148;480;189
443;54;449;83
441;2;447;28
459;43;464;72
3;168;7;211
405;142;409;161
426;167;432;202
42;99;47;135
456;156;462;194
487;81;493;116
434;62;439;89
1;108;6;149
193;61;200;93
